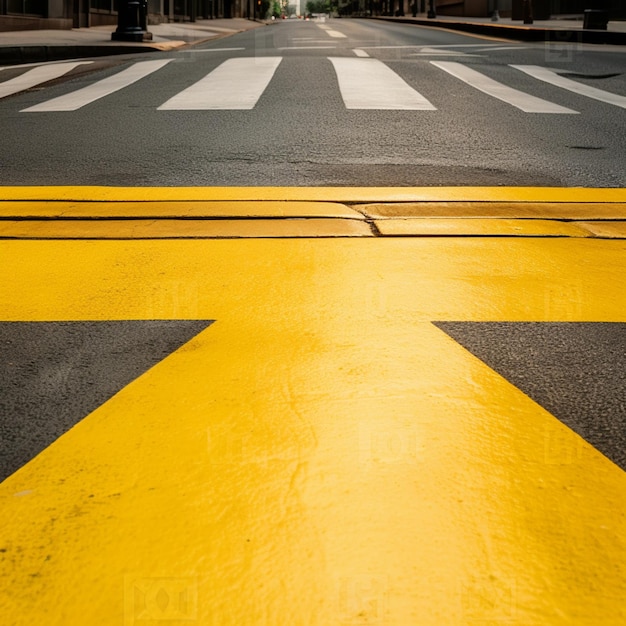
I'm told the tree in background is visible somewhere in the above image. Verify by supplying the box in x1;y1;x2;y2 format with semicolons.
306;0;331;14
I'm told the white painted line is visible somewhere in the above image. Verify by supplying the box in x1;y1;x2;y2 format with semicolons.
474;46;529;52
21;60;171;111
183;48;246;52
411;48;479;57
0;62;91;100
353;49;369;57
418;47;471;55
431;61;578;114
278;46;336;50
158;57;282;110
326;30;347;38
329;57;436;110
317;23;347;38
512;65;626;110
361;44;494;50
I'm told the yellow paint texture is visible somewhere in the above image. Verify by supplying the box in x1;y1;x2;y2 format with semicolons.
576;221;626;239
0;201;363;219
2;185;626;203
374;218;592;237
357;202;626;219
0;218;372;238
1;233;625;625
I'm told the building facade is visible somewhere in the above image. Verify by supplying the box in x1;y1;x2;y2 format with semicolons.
1;0;623;30
339;0;624;18
0;0;247;30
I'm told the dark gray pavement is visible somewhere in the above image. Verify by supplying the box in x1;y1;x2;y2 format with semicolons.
1;14;625;65
0;320;213;482
435;322;626;472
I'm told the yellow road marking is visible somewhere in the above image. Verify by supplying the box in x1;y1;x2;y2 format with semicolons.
374;217;593;237
0;218;373;238
576;221;626;238
2;186;626;203
2;189;626;239
0;200;363;219
1;237;625;625
357;201;626;219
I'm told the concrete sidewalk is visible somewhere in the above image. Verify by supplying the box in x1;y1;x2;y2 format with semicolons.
373;14;626;45
0;18;266;65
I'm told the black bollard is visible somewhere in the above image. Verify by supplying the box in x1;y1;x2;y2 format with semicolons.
522;0;533;24
112;0;153;42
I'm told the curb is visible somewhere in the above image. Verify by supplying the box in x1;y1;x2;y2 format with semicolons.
371;16;626;45
0;41;189;65
2;187;626;239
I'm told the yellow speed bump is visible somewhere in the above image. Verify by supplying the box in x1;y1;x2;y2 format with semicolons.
0;200;363;219
2;186;626;203
0;218;373;239
2;188;626;239
576;221;626;239
374;218;593;237
357;201;626;219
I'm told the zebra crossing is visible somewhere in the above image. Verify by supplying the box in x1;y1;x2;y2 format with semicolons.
22;60;171;112
158;57;281;110
2;56;625;113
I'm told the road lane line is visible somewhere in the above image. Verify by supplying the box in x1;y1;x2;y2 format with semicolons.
317;23;347;38
0;62;92;100
325;30;347;38
158;57;282;110
21;60;172;112
182;47;246;52
329;57;436;110
278;46;336;50
511;65;626;110
416;47;474;56
431;61;578;114
353;49;369;57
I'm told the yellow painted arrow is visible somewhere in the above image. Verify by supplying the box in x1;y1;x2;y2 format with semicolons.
1;218;625;624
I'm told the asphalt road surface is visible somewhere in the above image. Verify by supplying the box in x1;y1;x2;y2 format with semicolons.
0;18;625;186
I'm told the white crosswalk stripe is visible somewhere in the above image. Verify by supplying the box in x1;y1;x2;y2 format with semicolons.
511;65;626;110
0;62;92;100
21;60;172;112
158;57;282;110
431;61;578;114
329;57;436;110
6;57;620;116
